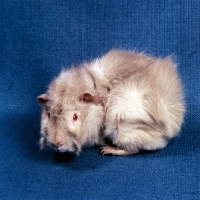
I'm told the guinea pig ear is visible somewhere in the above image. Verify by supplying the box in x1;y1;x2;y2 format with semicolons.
78;93;102;105
37;94;49;104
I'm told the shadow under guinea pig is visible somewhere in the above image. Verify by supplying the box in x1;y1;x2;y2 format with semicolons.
53;152;76;162
51;146;116;171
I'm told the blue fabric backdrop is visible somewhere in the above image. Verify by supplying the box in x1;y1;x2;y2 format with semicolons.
0;1;199;199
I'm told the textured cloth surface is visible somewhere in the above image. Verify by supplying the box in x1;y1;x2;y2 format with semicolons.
0;1;199;199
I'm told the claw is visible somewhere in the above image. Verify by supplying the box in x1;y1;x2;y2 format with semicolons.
100;145;115;156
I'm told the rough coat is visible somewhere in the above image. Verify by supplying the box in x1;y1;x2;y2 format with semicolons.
38;49;185;155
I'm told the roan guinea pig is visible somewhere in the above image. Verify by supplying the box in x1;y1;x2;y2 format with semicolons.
37;49;185;156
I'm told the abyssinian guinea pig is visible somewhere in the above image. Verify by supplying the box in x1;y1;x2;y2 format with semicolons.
37;49;185;156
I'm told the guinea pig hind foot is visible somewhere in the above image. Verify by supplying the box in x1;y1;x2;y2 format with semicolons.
100;145;139;156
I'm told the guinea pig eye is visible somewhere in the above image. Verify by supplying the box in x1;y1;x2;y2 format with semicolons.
73;114;78;121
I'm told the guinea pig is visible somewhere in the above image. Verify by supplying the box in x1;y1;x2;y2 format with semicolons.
37;49;185;156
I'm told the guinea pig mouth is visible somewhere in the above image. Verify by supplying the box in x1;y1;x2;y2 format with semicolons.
40;137;79;155
56;142;79;155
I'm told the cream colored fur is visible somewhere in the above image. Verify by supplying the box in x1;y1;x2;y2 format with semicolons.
38;49;185;156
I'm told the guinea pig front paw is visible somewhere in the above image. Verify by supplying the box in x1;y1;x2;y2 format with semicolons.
100;145;131;156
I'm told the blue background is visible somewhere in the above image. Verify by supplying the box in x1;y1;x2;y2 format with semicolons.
0;1;199;199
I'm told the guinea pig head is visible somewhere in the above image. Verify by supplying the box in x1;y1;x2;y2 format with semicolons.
37;93;103;155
